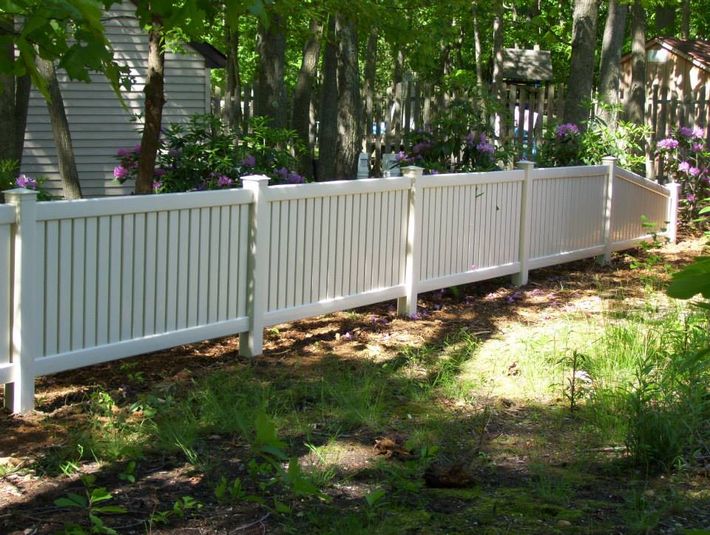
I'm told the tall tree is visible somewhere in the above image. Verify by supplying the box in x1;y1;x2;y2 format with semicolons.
318;15;338;181
224;20;242;130
36;58;82;199
471;3;484;88
255;11;287;128
335;15;361;179
0;17;30;176
136;21;165;194
681;0;690;39
490;0;504;100
563;0;599;128
598;0;628;126
292;18;322;177
626;0;646;125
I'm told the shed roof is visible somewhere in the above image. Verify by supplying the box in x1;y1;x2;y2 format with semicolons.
621;37;710;73
500;49;553;82
188;41;227;69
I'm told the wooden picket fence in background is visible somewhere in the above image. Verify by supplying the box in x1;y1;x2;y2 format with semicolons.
217;81;710;174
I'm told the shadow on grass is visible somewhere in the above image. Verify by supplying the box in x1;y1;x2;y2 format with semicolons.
1;253;706;534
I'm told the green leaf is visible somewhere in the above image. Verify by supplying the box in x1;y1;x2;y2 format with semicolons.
667;257;710;300
55;492;87;509
89;487;114;504
365;488;386;507
93;505;127;514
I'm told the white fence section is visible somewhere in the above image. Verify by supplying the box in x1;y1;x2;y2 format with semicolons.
1;159;679;412
0;205;14;387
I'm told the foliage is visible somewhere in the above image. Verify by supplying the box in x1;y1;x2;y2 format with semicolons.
397;99;511;175
54;474;127;534
656;126;710;231
535;122;583;167
0;0;126;99
113;115;307;193
580;106;650;174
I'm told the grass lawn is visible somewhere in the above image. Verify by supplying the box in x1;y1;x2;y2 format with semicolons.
1;238;708;534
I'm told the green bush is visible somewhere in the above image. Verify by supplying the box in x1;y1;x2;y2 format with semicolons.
114;114;307;193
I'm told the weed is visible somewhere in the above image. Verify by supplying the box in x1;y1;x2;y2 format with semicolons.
54;475;127;534
558;350;591;413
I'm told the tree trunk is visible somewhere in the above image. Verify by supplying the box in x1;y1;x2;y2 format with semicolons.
681;0;690;39
563;0;599;128
335;16;361;179
137;25;165;194
318;16;338;181
36;58;82;199
292;18;322;177
389;47;404;149
363;29;378;143
0;16;30;177
472;4;484;88
255;12;287;128
626;0;646;126
490;0;504;99
598;0;628;126
224;20;242;130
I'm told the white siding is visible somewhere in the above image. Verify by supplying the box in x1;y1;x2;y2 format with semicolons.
21;1;212;197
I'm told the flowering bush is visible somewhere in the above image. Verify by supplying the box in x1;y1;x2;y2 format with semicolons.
656;126;709;230
15;174;53;200
113;114;306;193
536;123;583;167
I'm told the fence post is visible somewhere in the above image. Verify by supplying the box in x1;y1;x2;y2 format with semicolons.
665;181;680;244
512;160;534;286
4;188;38;413
239;175;271;357
398;166;423;317
599;156;617;265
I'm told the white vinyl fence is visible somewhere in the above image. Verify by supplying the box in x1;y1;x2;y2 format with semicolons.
2;158;679;412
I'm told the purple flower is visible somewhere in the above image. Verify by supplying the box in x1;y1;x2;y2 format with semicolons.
657;138;679;150
241;154;256;168
132;143;142;154
113;166;129;181
276;167;289;179
692;143;705;153
286;172;304;184
686;193;697;203
217;175;233;187
15;174;38;190
678;161;691;172
152;181;162;192
693;126;705;138
476;141;496;154
116;147;131;157
679;126;695;138
689;166;701;177
394;151;408;162
154;167;167;177
555;123;580;138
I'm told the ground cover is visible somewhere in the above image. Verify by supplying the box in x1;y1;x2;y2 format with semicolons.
0;238;708;535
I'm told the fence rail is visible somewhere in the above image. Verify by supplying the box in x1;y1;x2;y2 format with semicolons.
2;159;679;412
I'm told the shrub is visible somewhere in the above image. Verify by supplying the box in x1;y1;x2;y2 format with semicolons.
114;114;307;193
535;122;583;167
656;126;709;231
396;99;512;175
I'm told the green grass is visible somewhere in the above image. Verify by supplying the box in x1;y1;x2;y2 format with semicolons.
23;263;710;534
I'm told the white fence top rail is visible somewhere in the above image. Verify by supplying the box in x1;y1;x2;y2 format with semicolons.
418;169;524;188
615;167;670;197
530;165;607;179
0;205;15;225
265;176;412;202
36;188;254;221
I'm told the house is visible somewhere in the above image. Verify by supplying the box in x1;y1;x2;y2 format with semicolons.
619;37;710;139
20;1;225;197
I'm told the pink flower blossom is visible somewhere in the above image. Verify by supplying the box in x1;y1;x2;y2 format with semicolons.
692;143;705;153
113;166;129;181
241;154;256;168
16;174;38;189
555;123;580;138
152;181;162;192
657;138;679;150
217;175;233;187
678;161;691;172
